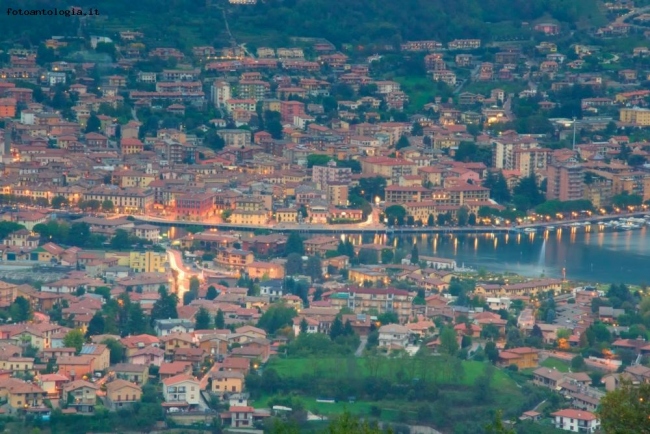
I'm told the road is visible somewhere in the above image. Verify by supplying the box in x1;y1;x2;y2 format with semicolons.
166;249;196;303
354;336;368;357
612;5;650;27
134;210;650;236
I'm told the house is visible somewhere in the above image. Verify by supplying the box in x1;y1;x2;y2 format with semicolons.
128;346;165;366
62;380;98;413
159;361;193;381
226;406;254;428
154;319;195;336
120;334;161;357
212;370;245;395
551;409;600;432
105;379;142;410
0;379;47;413
162;374;201;409
160;333;195;357
173;347;207;368
378;324;410;348
38;373;69;398
112;363;149;385
80;343;110;371
497;347;539;369
220;357;251;375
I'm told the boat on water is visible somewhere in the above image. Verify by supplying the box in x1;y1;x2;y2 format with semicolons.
523;228;536;233
546;226;556;231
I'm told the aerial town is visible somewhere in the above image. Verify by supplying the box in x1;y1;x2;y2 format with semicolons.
1;0;650;433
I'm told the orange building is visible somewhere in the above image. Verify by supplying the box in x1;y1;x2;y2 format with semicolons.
0;98;16;118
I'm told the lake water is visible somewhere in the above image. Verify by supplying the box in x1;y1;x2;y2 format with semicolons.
391;226;650;285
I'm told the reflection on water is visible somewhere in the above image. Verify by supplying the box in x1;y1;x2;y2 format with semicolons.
165;223;650;284
392;226;650;284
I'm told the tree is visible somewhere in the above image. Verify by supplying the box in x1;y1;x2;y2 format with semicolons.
86;311;105;337
327;411;391;433
189;276;200;293
439;327;458;356
384;205;407;226
102;200;114;212
127;303;147;335
51;196;69;209
257;304;297;334
9;296;31;322
410;245;419;264
484;410;516;434
600;381;650;433
206;286;218;300
571;355;586;371
195;307;212;330
110;229;130;250
485;341;499;364
63;329;85;354
330;317;345;340
377;311;399;325
484;171;511;203
427;214;435;227
380;249;394;264
305;256;322;281
299;317;308;334
285;253;304;276
468;213;477;226
151;287;178;324
215;309;225;329
102;338;125;364
85;114;101;133
457;206;469;226
285;232;304;256
396;135;410;150
514;175;545;208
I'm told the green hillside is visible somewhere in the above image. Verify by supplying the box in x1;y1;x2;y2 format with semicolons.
1;0;606;50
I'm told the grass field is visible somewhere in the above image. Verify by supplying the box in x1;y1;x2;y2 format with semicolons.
393;76;441;112
265;356;517;390
540;357;571;372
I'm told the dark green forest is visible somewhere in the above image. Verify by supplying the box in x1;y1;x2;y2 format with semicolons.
1;0;603;49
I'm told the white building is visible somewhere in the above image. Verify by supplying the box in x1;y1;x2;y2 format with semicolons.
46;72;67;86
211;80;231;109
378;324;410;348
162;374;201;407
551;409;600;433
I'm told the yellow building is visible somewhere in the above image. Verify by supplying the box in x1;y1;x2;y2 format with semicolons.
497;347;539;369
246;262;285;280
276;208;298;223
105;379;142;410
620;107;650;126
129;251;167;273
212;371;244;395
82;187;154;213
229;210;268;225
0;379;46;411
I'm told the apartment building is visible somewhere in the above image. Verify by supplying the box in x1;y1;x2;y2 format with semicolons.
83;187;154;213
361;157;416;183
620;107;650;125
129;251;167;273
312;160;352;189
214;248;254;269
328;287;413;321
546;163;584;201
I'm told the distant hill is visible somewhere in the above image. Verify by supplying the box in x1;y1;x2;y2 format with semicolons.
1;0;605;50
229;0;603;46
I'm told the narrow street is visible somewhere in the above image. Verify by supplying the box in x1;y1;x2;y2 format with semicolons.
354;336;368;357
